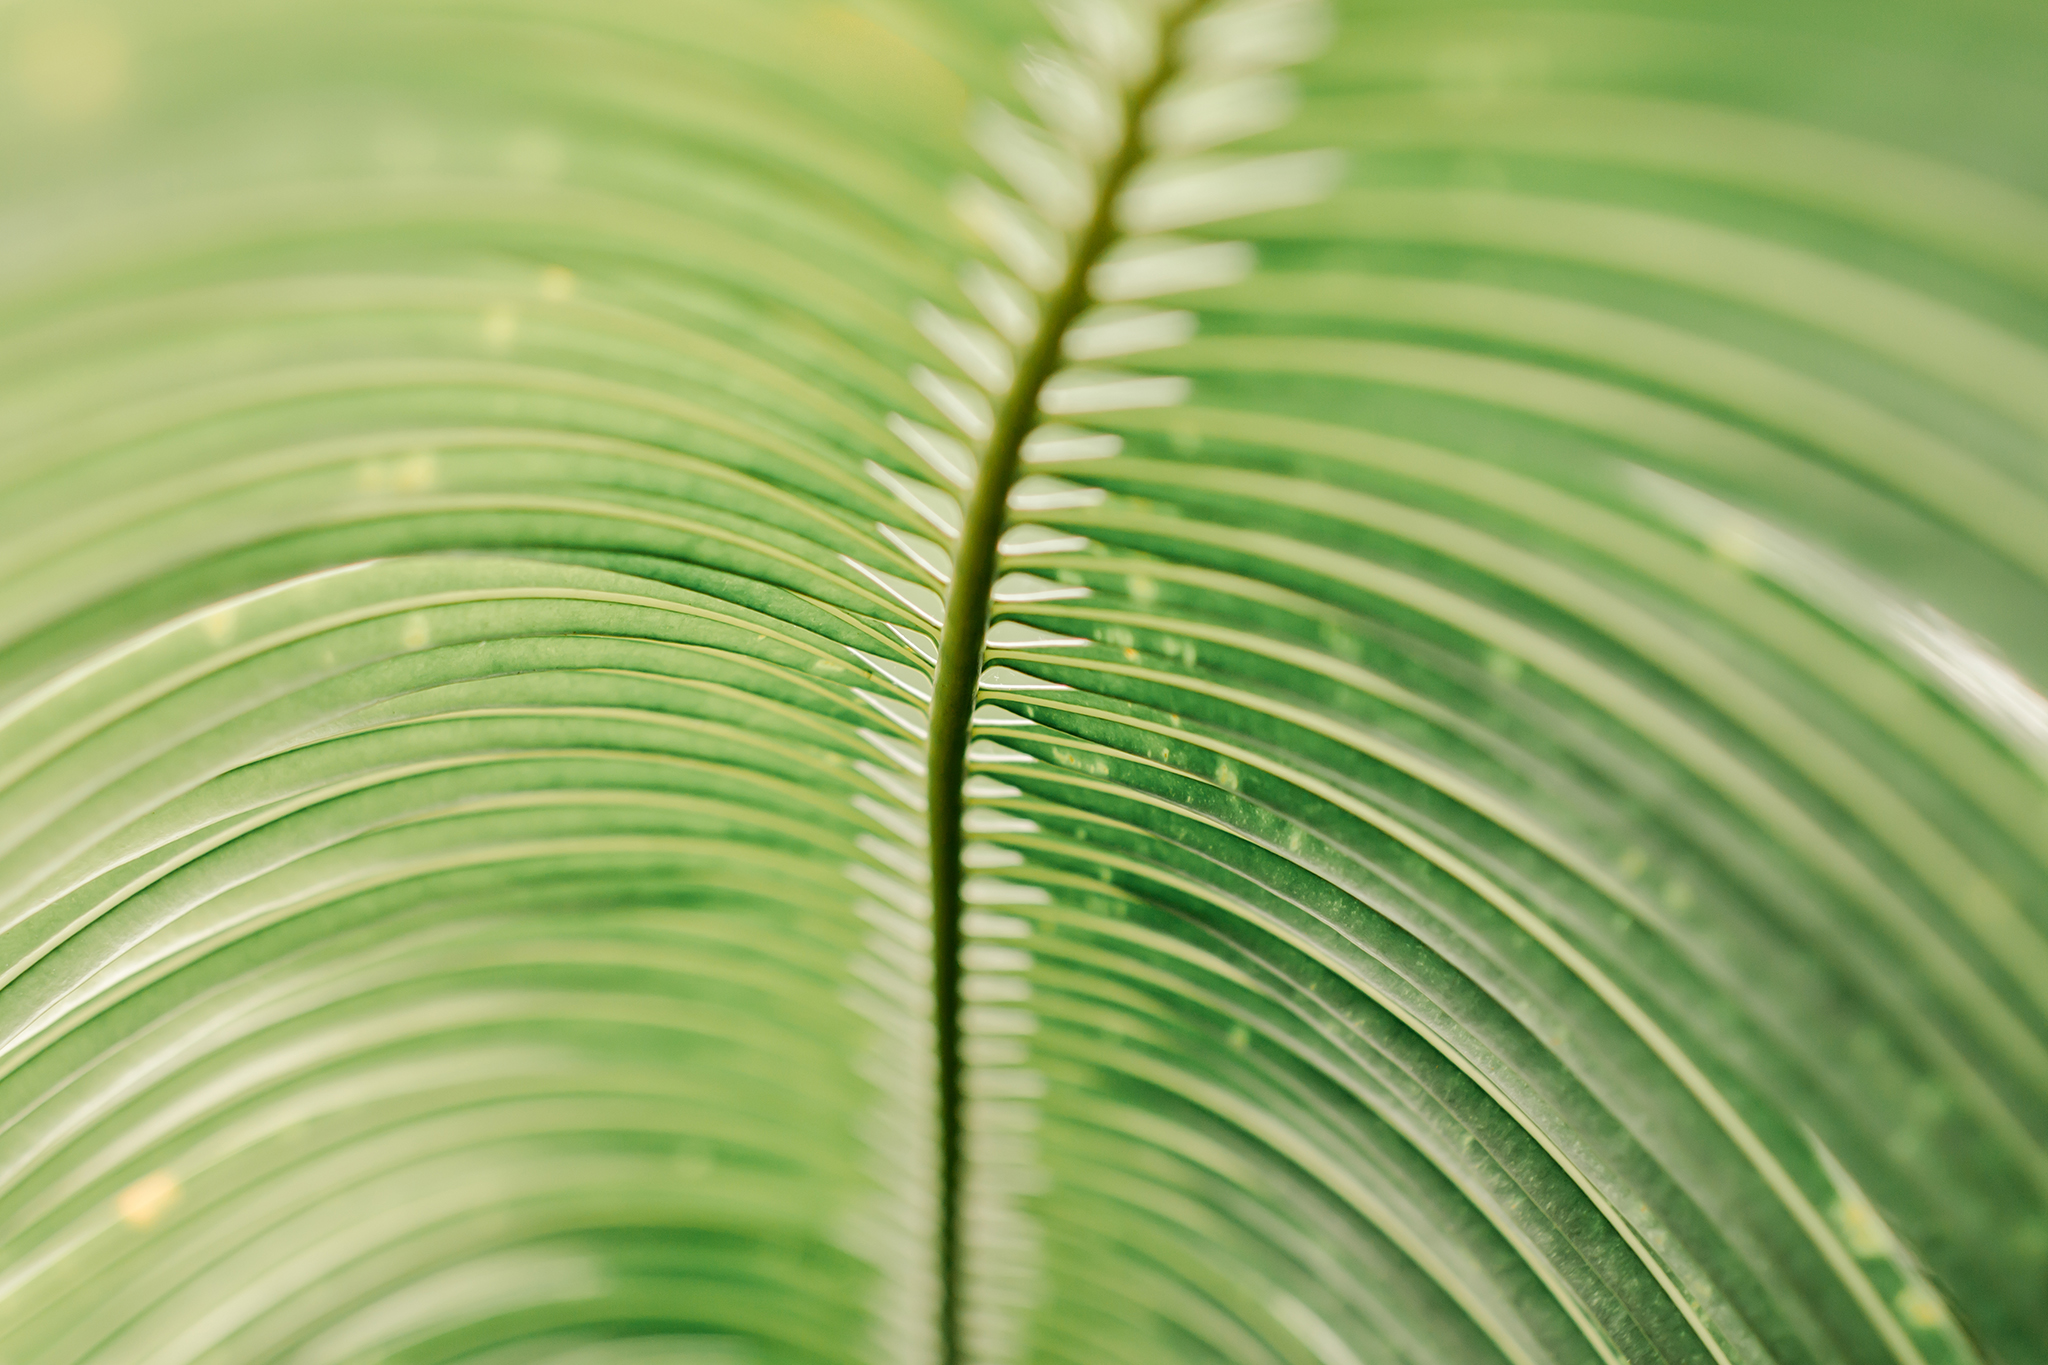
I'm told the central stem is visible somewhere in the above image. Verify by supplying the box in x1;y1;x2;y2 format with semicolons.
925;9;1200;1363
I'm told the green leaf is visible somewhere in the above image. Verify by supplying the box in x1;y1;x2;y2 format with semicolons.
1;2;2043;1365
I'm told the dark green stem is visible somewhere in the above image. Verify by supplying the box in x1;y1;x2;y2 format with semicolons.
926;9;1202;1364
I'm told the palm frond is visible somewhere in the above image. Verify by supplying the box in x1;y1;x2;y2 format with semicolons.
1;2;2044;1365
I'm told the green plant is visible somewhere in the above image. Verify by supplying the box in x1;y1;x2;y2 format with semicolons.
0;2;2044;1364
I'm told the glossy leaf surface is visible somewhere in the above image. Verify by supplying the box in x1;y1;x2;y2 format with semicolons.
0;3;2043;1365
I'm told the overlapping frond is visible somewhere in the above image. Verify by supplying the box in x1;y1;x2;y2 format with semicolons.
0;2;971;1360
903;6;2048;1365
842;4;1336;1361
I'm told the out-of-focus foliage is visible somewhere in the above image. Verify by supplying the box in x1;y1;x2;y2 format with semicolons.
0;3;2044;1365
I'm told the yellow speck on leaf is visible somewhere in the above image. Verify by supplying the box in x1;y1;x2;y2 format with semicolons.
358;450;437;493
1835;1196;1889;1258
201;607;236;644
392;449;437;492
481;303;519;353
400;613;431;650
1894;1283;1947;1330
538;265;576;302
116;1170;180;1229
